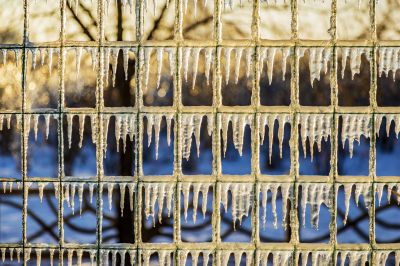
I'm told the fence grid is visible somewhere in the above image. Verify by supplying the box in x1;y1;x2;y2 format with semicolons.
0;0;400;265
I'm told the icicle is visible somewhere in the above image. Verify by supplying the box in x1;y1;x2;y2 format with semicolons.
75;47;83;78
47;48;54;75
234;48;243;84
181;183;191;221
341;47;370;79
76;249;83;266
224;47;233;84
104;48;111;86
110;48;120;86
38;182;47;202
143;47;153;92
192;48;201;90
122;48;129;80
30;48;38;69
39;48;46;66
78;183;84;215
378;47;400;80
375;251;389;266
166;48;176;76
16;248;21;263
183;47;192;82
192;183;202;223
49;249;55;266
119;250;127;266
342;183;353;225
90;250;96;266
219;183;253;229
86;47;98;71
78;114;85;148
128;183;135;211
120;183;127;216
89;183;95;204
340;114;371;158
24;248;31;263
1;248;5;262
181;114;205;160
281;47;290;80
90;114;97;144
44;114;51;140
107;183;114;211
1;49;6;65
33;114;39;141
35;248;42;266
156;47;164;89
67;114;74;149
70;183;77;214
204;48;213;85
303;47;331;85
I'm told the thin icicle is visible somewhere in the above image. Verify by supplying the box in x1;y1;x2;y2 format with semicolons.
38;182;47;202
224;47;233;84
183;47;192;82
75;47;83;78
111;48;120;86
122;48;129;80
107;183;114;211
120;183;127;216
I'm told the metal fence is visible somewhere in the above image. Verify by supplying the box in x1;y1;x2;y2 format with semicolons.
0;0;400;265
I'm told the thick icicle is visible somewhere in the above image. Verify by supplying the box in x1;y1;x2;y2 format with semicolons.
107;183;114;211
35;248;42;266
38;182;47;203
219;114;253;156
204;48;213;85
191;48;201;90
298;113;332;161
224;47;233;84
78;114;85;148
122;48;129;80
75;47;83;78
219;183;253;228
340;114;371;158
299;183;332;228
120;183;127;216
182;47;191;82
234;48;243;84
67;114;74;149
110;48;120;86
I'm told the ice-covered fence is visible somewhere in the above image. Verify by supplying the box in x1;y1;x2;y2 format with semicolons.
1;0;400;265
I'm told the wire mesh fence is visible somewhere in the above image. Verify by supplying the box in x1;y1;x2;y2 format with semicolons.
0;0;400;265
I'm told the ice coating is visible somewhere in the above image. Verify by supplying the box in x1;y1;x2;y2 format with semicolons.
220;251;253;266
219;183;253;228
179;182;211;223
257;250;292;266
298;251;332;266
340;114;371;158
141;183;174;225
102;47;136;87
258;183;291;229
298;113;332;161
145;113;174;160
259;47;276;84
219;113;253;156
181;114;213;160
258;113;291;163
375;251;390;266
340;47;371;79
299;183;332;228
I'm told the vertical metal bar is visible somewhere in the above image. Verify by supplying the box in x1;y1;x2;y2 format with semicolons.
289;0;299;258
97;0;106;264
329;0;338;263
21;0;29;265
59;0;67;264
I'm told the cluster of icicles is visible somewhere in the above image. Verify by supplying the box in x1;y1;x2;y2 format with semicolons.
3;46;399;92
3;181;399;230
1;112;396;162
0;247;135;266
1;247;399;266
